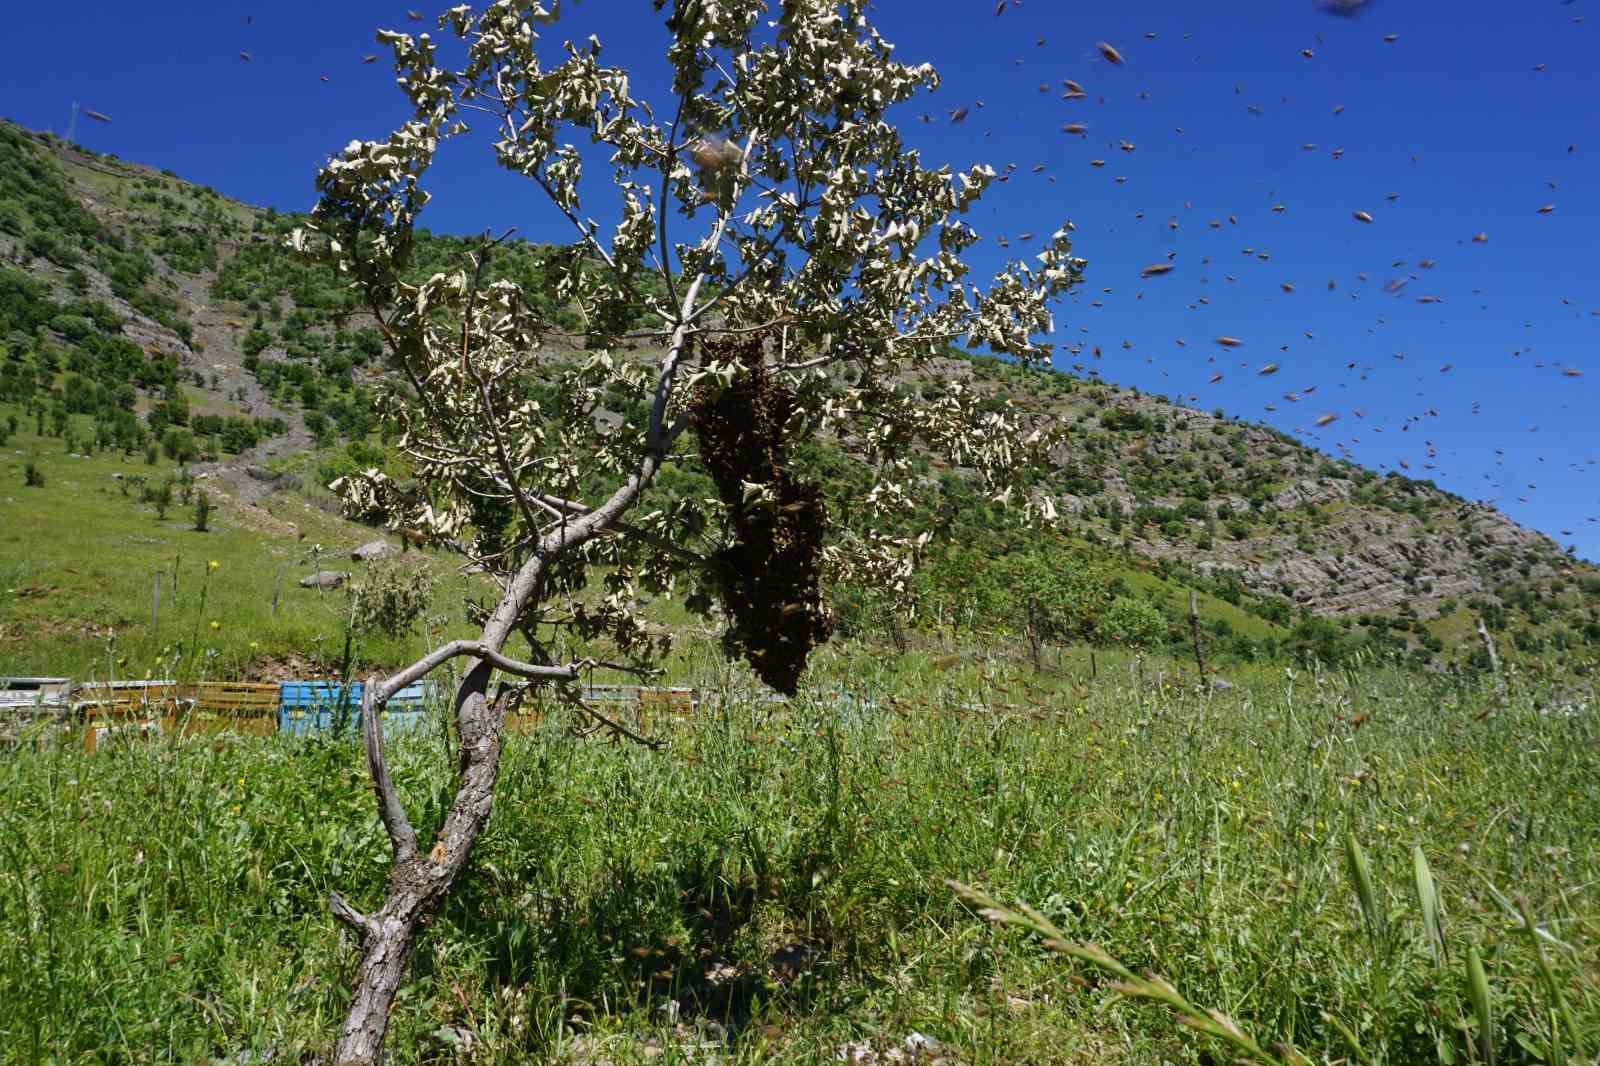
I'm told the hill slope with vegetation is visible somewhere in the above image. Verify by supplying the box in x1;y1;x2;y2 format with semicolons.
2;118;1596;680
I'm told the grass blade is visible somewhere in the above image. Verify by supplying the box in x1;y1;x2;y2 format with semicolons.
1344;831;1382;947
1515;895;1586;1063
1412;845;1446;965
1467;947;1494;1066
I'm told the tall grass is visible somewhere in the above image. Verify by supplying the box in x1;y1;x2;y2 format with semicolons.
0;644;1595;1063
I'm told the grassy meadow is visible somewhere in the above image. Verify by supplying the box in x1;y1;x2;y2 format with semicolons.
0;408;491;680
1;640;1595;1065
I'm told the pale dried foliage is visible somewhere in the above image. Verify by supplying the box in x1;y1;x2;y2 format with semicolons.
292;0;1084;676
296;8;1084;1057
349;559;435;637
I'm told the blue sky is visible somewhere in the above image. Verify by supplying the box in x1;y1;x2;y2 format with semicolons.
6;0;1598;559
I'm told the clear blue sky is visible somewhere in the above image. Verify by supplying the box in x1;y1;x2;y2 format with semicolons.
6;0;1598;559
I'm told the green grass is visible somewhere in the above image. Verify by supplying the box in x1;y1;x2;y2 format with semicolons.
1098;552;1283;642
0;409;486;679
0;642;1594;1064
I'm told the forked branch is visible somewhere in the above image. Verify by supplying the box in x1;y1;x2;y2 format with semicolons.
374;640;582;703
361;681;416;862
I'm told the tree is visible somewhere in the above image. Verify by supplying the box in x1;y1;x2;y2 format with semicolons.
294;3;1081;1060
161;425;196;463
1099;594;1167;650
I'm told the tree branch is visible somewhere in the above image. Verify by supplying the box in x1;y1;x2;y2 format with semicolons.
568;699;665;750
374;641;581;704
608;522;710;568
458;237;553;546
329;891;375;938
361;681;417;863
657;87;689;311
644;129;763;455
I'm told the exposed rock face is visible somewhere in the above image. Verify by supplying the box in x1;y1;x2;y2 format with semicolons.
299;571;351;590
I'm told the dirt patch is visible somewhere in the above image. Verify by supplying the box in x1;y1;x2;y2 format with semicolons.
239;651;330;682
239;651;415;682
0;618;121;644
209;490;305;539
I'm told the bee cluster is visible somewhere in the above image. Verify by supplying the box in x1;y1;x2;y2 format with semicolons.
689;333;833;695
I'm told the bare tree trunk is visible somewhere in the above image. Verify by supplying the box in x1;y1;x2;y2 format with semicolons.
331;629;522;1063
329;452;674;1064
882;606;907;655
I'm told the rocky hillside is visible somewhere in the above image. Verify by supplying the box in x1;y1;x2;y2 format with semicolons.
3;119;1595;670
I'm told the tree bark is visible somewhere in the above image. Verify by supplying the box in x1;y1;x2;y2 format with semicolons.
330;432;679;1065
331;630;521;1063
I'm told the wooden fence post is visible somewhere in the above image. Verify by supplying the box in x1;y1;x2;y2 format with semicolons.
1188;589;1206;676
1476;616;1506;700
151;571;161;629
1025;596;1042;674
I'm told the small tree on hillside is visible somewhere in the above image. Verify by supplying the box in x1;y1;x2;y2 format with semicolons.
295;2;1083;1059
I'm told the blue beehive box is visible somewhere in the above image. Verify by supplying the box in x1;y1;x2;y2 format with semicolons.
278;681;363;735
388;680;437;708
278;680;436;736
380;680;435;736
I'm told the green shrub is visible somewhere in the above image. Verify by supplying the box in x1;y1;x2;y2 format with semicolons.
161;426;197;463
1098;595;1166;649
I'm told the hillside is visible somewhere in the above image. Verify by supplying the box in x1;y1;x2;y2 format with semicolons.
2;118;1597;679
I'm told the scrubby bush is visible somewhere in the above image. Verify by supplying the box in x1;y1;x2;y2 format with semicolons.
145;477;172;520
161;426;196;463
1098;594;1167;649
348;559;434;638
